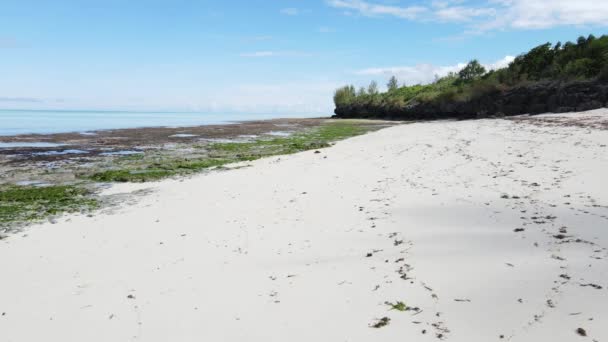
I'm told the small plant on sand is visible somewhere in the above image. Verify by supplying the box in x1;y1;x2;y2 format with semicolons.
385;301;408;312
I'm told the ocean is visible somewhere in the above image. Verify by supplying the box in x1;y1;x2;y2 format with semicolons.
0;109;314;136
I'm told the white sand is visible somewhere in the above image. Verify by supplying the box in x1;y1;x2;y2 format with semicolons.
1;111;607;341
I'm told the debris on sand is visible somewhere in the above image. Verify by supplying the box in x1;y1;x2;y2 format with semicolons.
514;228;525;232
576;328;587;336
370;317;391;328
454;298;471;303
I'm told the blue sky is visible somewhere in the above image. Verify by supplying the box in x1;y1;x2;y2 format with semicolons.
1;0;606;114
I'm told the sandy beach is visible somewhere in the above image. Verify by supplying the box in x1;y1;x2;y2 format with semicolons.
1;110;607;341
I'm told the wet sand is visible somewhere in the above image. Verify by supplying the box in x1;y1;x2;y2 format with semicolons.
0;110;607;341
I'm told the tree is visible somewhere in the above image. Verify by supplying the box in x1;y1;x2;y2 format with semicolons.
333;85;356;107
458;60;486;82
563;58;595;79
367;81;379;95
516;43;555;80
357;87;367;97
387;76;399;91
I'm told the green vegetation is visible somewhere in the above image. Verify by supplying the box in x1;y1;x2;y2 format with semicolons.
0;185;97;227
90;169;175;182
90;158;234;182
457;59;486;83
334;34;608;110
386;301;408;312
88;121;374;183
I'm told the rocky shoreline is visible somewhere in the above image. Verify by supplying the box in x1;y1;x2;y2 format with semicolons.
0;118;326;186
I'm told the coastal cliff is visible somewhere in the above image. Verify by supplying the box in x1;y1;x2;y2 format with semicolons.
334;79;608;120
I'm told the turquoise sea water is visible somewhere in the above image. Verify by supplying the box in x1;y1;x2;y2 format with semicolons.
0;109;313;136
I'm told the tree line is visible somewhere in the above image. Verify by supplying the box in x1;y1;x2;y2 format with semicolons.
334;34;608;110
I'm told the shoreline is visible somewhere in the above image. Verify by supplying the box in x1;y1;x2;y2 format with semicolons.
0;118;338;181
0;109;606;341
0;118;395;231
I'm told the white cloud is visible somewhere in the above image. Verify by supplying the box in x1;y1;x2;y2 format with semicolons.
240;51;276;58
483;0;608;30
318;26;336;33
0;96;44;103
221;82;339;114
239;51;313;58
0;37;20;48
327;0;608;31
357;63;466;85
326;0;426;20
435;6;496;22
486;55;515;70
355;56;515;85
280;8;299;16
249;35;273;41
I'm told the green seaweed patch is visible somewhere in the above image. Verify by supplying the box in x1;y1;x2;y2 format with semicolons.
0;185;98;227
89;158;234;182
89;169;174;182
210;121;367;158
153;158;232;171
118;153;146;161
88;121;377;183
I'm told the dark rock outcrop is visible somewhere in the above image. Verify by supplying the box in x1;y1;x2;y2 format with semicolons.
333;80;608;121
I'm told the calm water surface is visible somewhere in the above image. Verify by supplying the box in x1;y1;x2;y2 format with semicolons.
0;109;312;136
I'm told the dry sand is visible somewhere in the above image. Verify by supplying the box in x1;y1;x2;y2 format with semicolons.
1;110;607;341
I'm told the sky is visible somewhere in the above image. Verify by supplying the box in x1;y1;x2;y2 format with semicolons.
1;0;607;115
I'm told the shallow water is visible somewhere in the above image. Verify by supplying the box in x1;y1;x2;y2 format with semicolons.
266;131;293;137
100;150;144;156
0;109;313;136
32;149;89;156
0;142;66;148
169;134;198;138
14;180;52;187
